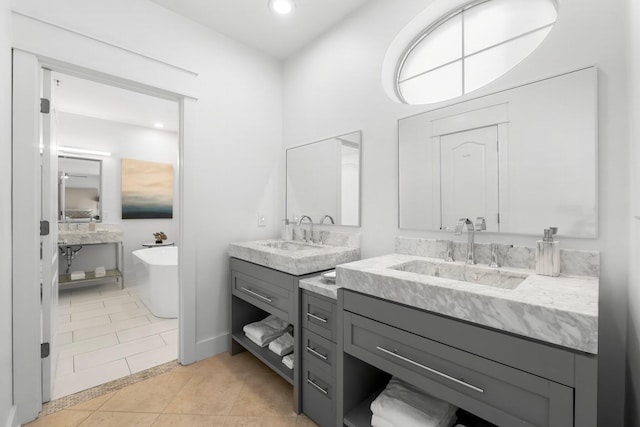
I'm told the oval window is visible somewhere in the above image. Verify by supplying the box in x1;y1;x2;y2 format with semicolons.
396;0;557;105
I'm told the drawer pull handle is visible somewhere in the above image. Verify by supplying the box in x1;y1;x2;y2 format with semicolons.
306;346;329;360
307;312;328;323
240;287;273;303
376;346;484;394
307;378;329;395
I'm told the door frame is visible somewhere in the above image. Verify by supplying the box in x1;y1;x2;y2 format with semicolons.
12;49;198;424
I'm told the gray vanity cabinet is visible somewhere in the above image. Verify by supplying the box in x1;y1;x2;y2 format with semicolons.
229;258;305;411
337;289;597;427
301;290;338;427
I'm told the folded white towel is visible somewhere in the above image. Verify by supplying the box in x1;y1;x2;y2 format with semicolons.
268;332;294;356
94;266;106;278
282;353;294;370
70;271;85;280
371;414;396;427
373;410;457;427
242;315;289;347
370;377;457;427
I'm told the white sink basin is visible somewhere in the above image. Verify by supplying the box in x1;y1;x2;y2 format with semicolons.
389;259;527;290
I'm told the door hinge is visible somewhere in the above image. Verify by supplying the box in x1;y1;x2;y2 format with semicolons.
40;220;50;236
40;98;50;114
41;342;50;359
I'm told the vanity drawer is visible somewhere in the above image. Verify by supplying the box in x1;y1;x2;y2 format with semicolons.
301;291;336;342
302;328;336;378
344;312;573;427
232;270;291;322
302;357;335;427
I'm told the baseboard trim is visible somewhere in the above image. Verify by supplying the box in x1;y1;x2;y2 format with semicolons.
4;405;17;427
194;332;229;362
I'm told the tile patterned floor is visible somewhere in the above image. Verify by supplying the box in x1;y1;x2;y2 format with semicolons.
27;352;319;427
54;282;178;399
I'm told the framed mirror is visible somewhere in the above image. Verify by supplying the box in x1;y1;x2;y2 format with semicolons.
399;67;597;237
286;131;361;226
58;156;102;222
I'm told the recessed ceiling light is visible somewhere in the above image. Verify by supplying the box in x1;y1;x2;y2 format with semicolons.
154;122;165;129
269;0;295;15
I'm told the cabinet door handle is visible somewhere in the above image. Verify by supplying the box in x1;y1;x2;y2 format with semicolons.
240;287;273;303
307;378;328;395
376;346;484;394
306;312;328;323
306;346;328;360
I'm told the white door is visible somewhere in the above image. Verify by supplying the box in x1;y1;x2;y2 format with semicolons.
12;50;43;423
440;126;500;231
40;69;59;403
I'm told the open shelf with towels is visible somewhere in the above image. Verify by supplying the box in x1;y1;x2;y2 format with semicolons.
58;240;124;289
231;331;294;384
59;268;122;286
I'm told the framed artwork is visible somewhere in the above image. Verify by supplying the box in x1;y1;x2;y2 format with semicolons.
121;158;173;219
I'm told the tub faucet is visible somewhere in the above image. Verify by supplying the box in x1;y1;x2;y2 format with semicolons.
320;215;335;225
298;215;314;243
454;218;476;265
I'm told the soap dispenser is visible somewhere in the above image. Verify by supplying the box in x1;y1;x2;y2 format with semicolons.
536;227;559;276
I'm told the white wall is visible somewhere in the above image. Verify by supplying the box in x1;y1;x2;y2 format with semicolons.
283;0;629;424
56;112;179;275
11;0;283;366
627;0;640;423
0;0;14;425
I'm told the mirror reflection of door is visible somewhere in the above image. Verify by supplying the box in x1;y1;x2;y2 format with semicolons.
440;126;499;231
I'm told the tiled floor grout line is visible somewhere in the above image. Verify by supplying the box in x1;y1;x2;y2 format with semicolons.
53;283;178;399
40;359;180;417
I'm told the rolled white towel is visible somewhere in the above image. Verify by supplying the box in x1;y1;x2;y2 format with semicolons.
70;271;85;280
242;315;289;347
282;353;294;370
268;332;294;356
370;377;457;427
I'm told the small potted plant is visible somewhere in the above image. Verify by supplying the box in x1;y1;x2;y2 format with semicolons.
153;232;167;244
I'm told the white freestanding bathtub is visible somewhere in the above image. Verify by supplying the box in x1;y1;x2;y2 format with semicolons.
132;246;178;318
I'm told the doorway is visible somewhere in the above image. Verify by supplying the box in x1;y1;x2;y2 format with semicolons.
50;71;181;399
12;49;191;423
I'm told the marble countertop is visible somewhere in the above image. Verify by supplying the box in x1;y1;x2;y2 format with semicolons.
58;230;123;245
299;273;340;300
337;254;599;354
229;239;361;276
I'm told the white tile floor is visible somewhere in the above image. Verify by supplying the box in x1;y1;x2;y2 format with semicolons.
53;282;178;399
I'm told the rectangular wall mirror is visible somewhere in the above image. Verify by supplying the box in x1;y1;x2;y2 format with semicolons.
399;67;597;237
286;131;361;226
58;156;102;222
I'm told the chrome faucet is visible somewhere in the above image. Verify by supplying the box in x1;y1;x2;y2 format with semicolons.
320;215;335;225
445;240;454;262
454;218;476;264
489;243;499;268
298;215;314;243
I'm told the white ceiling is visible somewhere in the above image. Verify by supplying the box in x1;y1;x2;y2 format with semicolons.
52;72;180;132
149;0;372;59
52;1;371;130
